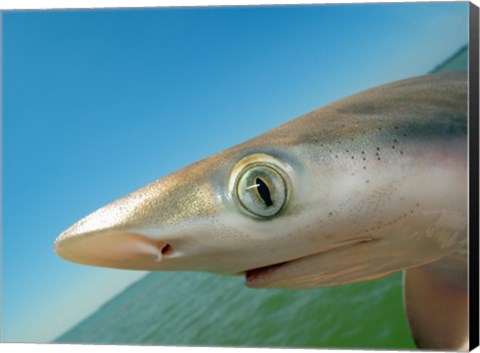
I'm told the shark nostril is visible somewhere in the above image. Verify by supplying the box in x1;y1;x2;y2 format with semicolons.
160;243;174;256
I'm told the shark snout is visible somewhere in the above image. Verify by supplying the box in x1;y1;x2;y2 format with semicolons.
53;196;179;270
54;163;227;271
54;228;173;270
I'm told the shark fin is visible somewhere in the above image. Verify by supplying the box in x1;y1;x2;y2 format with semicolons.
403;254;468;351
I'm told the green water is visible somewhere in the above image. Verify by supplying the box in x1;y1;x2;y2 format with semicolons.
430;45;468;73
56;271;415;349
55;46;467;349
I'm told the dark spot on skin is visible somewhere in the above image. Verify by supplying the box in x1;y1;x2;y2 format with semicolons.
346;149;349;152
376;147;380;151
411;210;414;214
329;212;333;216
378;127;382;131
363;157;366;161
256;178;273;207
351;156;354;159
376;152;379;156
377;157;381;160
366;180;370;183
403;133;407;137
392;145;395;149
361;151;365;154
394;139;398;143
363;166;366;169
400;151;404;154
335;155;338;158
394;126;398;130
416;203;420;207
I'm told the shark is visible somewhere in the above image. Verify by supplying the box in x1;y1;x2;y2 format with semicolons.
54;71;468;351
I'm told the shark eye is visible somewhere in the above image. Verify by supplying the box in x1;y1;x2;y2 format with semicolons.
236;163;288;218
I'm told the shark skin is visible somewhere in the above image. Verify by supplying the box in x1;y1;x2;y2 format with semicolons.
54;71;468;350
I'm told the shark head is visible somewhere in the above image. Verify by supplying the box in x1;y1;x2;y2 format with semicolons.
54;150;360;278
54;72;467;289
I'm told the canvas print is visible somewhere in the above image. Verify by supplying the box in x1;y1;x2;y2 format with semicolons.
1;1;476;351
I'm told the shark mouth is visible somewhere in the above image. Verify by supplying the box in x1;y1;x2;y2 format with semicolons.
245;261;289;284
244;237;377;289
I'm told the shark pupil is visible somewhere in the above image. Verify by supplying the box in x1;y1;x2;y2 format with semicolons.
234;157;289;219
255;177;273;207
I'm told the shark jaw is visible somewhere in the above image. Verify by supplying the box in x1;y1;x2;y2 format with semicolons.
54;223;383;288
243;237;378;288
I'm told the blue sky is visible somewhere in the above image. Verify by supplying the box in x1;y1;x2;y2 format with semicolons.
1;2;469;343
